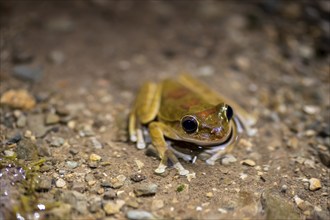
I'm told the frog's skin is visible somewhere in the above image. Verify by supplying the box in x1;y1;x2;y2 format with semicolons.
129;74;256;175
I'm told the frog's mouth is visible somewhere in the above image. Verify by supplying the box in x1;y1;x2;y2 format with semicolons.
179;126;234;147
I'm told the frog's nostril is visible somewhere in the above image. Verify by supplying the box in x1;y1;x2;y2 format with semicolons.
211;127;222;136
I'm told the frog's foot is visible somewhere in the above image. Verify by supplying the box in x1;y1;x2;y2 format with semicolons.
155;163;167;174
173;162;189;176
206;158;216;165
136;128;146;149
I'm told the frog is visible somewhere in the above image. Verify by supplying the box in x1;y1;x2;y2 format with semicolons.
129;74;256;175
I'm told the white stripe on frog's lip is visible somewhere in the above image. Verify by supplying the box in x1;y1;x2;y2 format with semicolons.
178;123;233;146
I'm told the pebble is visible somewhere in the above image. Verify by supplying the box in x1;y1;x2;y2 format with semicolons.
303;105;320;115
6;133;22;144
281;185;288;193
89;153;102;161
4;150;15;157
109;174;126;189
126;210;154;220
50;137;65;147
261;190;300;219
0;89;36;110
103;200;125;215
12;49;33;64
27;114;49;138
134;183;158;197
66;161;78;169
88;162;98;169
287;137;298;149
36;176;52;191
48;50;65;64
206;192;214;198
130;173;147;182
72;182;85;193
187;172;196;182
240;159;256;167
103;190;117;200
45;113;60;125
69;148;79;155
151;199;164;210
309;178;322;191
16;138;38;160
16;114;27;127
89;137;103;149
294;195;313;211
221;154;237;165
56;178;66;188
12;65;42;82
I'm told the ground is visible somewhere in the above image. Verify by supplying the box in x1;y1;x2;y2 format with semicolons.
0;1;329;220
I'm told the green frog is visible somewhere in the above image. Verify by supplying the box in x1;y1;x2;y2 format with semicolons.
129;74;256;175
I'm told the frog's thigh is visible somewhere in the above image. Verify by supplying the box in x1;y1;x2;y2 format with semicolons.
148;122;189;175
136;82;162;124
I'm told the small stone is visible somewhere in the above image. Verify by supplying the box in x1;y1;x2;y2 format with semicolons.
24;130;32;138
69;148;79;155
126;210;154;220
4;150;15;157
89;199;102;213
151;199;164;210
12;50;33;64
36;176;52;191
56;178;66;188
103;200;125;215
103;190;117;200
45;113;60;125
309;178;322;191
134;183;158;197
66;161;78;169
109;174;126;189
221;154;237;165
38;144;52;156
287;137;298;149
16;138;38;160
0;89;36;109
303;105;320;115
89;153;102;161
12;65;42;82
48;204;71;219
187;172;196;182
89;137;103;149
261;190;300;220
281;185;288;193
48;50;65;64
50;137;65;147
88;162;98;169
72;182;85;192
130;173;146;182
27;114;49;138
135;159;144;169
6;133;22;145
240;159;256;167
16;114;27;127
294;195;312;211
206;192;214;198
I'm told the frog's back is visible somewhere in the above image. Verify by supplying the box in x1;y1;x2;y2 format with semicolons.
158;79;213;121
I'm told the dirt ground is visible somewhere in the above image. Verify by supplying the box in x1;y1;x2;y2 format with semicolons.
0;1;329;220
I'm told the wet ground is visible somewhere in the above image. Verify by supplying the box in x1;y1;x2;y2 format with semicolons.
0;1;329;219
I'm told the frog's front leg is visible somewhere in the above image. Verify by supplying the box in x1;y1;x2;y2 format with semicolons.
149;122;189;176
129;82;161;149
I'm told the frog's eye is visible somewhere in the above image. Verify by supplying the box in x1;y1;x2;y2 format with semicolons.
226;105;234;121
181;115;199;134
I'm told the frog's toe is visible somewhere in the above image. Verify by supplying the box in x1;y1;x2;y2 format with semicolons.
173;162;189;176
137;141;146;149
130;135;137;142
155;163;167;174
206;159;216;165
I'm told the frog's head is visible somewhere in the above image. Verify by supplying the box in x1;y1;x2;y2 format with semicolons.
179;103;233;145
